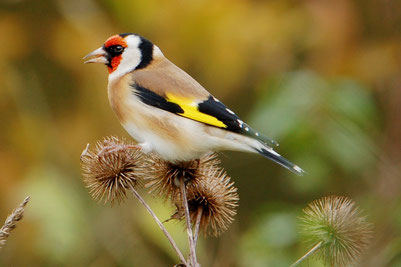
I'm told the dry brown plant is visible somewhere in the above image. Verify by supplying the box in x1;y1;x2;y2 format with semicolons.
80;136;146;204
173;168;239;237
80;136;240;266
0;196;30;250
145;153;220;201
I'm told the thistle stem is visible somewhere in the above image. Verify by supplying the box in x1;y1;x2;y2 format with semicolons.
128;185;187;266
193;208;203;247
180;179;198;267
290;241;323;267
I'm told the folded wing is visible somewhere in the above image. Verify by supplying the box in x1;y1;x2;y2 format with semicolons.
132;84;278;147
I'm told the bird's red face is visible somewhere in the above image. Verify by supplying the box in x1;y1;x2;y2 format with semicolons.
103;35;128;73
84;34;128;73
84;33;154;78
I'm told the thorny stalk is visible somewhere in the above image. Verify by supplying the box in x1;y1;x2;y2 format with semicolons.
128;185;187;266
290;241;323;267
180;179;198;267
193;208;203;247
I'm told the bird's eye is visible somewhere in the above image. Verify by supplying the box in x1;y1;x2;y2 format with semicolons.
108;45;124;55
113;45;124;53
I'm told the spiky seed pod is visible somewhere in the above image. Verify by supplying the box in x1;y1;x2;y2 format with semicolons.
173;168;239;237
80;136;146;204
299;195;373;266
145;153;220;200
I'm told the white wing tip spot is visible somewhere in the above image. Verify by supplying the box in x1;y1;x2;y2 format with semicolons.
226;108;235;115
255;132;259;136
213;97;220;102
293;165;303;173
267;148;280;157
245;127;249;131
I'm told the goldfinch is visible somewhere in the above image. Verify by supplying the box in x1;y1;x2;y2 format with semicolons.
84;33;304;175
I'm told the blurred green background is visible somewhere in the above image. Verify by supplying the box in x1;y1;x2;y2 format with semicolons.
1;0;400;266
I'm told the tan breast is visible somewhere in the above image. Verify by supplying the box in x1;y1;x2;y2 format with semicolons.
107;74;133;124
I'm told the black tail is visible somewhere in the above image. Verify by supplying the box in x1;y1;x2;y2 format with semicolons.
257;148;305;176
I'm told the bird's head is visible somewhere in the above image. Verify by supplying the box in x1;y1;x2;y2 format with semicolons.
84;33;157;77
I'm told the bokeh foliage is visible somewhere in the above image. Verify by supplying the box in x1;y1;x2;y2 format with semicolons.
0;0;400;266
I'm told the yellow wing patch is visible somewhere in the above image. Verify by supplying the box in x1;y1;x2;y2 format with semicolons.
166;93;226;128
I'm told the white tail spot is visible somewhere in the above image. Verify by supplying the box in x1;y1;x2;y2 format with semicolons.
266;147;280;157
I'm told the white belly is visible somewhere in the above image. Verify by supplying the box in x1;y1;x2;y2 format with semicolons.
122;114;216;161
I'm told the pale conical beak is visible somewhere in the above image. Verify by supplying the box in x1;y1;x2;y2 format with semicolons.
83;47;108;64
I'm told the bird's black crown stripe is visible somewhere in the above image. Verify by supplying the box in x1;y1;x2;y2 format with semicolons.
119;33;134;38
131;84;184;114
135;36;154;70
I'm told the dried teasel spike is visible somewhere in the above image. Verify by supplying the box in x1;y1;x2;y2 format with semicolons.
172;168;239;237
80;136;147;204
295;195;373;266
145;153;220;200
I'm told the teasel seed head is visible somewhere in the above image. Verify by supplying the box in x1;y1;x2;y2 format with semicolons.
299;195;373;266
173;168;239;237
80;136;146;204
145;153;220;200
